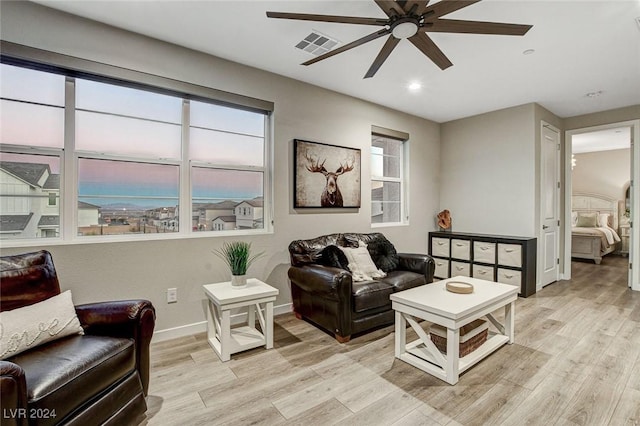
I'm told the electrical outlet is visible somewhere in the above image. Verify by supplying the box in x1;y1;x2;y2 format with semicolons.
167;288;177;303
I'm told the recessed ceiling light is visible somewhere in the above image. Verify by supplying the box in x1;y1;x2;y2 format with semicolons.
585;90;604;98
407;81;422;92
522;49;535;55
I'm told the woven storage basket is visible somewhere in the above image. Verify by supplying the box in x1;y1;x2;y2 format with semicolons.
429;319;488;357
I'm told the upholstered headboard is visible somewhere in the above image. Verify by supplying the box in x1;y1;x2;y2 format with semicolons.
572;193;619;230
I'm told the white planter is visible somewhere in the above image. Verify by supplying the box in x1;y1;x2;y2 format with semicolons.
231;274;247;288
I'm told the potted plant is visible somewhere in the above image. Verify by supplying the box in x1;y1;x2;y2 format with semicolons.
213;241;264;288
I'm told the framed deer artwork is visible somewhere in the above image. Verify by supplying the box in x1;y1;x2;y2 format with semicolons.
294;139;361;208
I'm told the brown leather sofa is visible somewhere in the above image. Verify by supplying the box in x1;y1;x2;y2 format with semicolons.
0;250;155;426
288;233;435;342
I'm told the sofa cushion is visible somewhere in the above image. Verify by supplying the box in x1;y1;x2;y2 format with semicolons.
288;233;345;266
319;245;350;270
339;242;386;282
381;270;426;292
352;280;393;313
0;250;61;312
342;233;400;272
8;334;135;423
366;236;400;272
0;290;84;360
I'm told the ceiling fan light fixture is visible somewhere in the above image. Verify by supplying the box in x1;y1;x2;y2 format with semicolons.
392;20;419;39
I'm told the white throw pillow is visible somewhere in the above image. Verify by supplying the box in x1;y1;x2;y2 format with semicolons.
597;213;610;228
0;290;84;360
340;241;387;282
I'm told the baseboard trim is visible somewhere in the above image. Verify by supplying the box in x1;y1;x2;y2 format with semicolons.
152;302;293;343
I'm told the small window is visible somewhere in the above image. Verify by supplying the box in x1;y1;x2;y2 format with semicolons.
190;100;265;233
371;133;406;225
0;152;61;240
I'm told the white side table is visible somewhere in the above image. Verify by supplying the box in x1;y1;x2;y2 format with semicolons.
203;279;279;362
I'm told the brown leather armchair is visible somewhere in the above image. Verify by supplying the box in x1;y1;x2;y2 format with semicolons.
0;250;155;426
288;233;435;342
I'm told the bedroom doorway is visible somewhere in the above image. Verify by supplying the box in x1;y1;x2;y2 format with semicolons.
564;120;639;291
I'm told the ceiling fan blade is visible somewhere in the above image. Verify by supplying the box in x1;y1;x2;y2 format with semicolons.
424;0;481;19
302;29;391;66
364;35;401;78
427;19;532;36
408;32;453;70
374;0;406;18
402;1;430;16
266;12;387;26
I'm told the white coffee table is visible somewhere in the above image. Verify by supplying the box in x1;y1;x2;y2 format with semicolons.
390;276;518;384
203;279;279;362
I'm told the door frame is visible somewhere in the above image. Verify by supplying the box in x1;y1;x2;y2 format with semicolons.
563;119;640;291
539;122;561;288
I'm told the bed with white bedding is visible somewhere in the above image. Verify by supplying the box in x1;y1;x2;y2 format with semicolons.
571;194;621;264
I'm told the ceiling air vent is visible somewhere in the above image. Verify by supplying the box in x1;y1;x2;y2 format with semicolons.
295;31;339;56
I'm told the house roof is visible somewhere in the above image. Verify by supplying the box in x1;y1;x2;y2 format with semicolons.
0;213;34;232
194;200;238;210
78;201;100;209
237;197;264;208
212;216;236;223
38;215;60;227
0;162;50;187
43;174;60;190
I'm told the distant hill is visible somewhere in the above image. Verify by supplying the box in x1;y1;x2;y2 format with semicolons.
100;203;148;211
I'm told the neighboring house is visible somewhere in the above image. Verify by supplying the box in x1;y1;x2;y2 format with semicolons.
211;215;237;231
193;201;238;230
0;161;59;238
146;206;177;230
77;201;100;227
234;197;264;229
0;161;100;238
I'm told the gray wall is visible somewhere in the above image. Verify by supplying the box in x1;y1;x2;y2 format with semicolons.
0;2;440;334
439;103;539;237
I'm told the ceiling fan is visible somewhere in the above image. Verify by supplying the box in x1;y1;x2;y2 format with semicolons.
267;0;532;78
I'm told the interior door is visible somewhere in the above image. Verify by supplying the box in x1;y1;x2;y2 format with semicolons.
541;124;560;286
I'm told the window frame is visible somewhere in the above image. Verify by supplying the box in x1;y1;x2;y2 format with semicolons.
370;126;409;228
1;42;274;247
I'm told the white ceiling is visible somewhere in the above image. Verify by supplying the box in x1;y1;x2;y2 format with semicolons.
572;126;631;153
34;0;640;123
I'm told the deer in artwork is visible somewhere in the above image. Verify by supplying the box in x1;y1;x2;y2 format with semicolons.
305;153;355;207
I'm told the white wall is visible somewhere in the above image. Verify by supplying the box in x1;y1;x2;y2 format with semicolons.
439;103;537;237
0;2;441;335
572;149;630;202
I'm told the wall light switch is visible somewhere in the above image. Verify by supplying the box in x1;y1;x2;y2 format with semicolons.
167;288;177;303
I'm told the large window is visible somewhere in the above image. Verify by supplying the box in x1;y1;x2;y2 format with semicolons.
371;130;407;225
0;60;271;242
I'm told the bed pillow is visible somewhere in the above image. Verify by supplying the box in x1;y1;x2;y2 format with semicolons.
0;290;84;360
576;212;598;228
597;213;611;228
339;241;387;282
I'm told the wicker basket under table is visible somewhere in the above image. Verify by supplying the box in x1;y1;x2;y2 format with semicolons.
429;319;488;357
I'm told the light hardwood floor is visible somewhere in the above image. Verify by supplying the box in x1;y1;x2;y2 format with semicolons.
144;256;640;425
